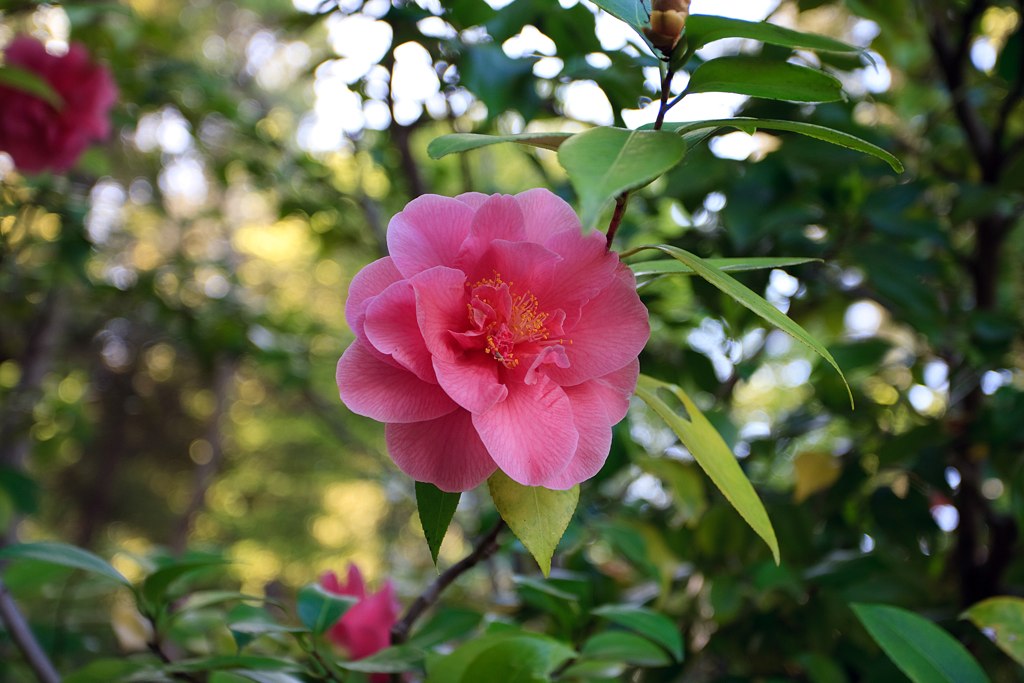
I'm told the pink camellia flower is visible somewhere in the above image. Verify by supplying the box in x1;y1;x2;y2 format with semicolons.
0;37;117;174
337;189;649;491
321;564;400;666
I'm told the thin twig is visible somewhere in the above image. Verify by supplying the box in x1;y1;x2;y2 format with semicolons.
604;194;631;250
0;578;61;683
390;519;506;646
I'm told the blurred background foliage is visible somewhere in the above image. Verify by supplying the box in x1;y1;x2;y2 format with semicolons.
0;0;1022;680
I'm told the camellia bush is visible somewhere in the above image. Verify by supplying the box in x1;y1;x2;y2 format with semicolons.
1;0;1022;682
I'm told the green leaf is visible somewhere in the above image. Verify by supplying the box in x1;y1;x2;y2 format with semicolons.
462;635;575;682
227;621;308;637
557;127;686;230
296;583;357;635
174;590;271;615
416;481;461;567
427;632;574;682
635;245;852;405
629;256;821;278
0;542;129;585
142;557;230;608
686;56;844;103
407;607;482;649
427;132;574;159
488;470;578;576
587;0;653;50
168;656;300;673
65;658;145;683
961;596;1024;666
685;14;861;55
581;631;672;667
592;605;684;662
337;645;425;673
655;117;903;172
634;374;780;563
0;65;62;109
852;603;990;683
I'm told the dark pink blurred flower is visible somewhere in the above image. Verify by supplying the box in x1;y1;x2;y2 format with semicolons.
0;36;117;173
321;564;400;671
337;189;649;491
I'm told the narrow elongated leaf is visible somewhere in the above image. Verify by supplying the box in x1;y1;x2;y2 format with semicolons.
962;597;1024;666
656;117;903;172
427;132;573;159
558;127;686;229
416;481;461;567
852;603;990;683
686;14;861;55
592;605;684;661
687;56;844;103
629;256;820;277
337;645;425;673
296;583;357;635
635;374;779;563
636;245;852;404
0;542;129;585
0;65;62;108
488;471;578;576
168;656;300;673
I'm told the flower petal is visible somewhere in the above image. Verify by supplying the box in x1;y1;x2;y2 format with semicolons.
337;341;457;423
545;268;650;385
456;194;527;265
345;257;403;338
454;191;490;210
433;355;508;413
363;280;435;382
409;266;469;362
473;377;579;486
540;381;614;489
386;410;498;492
587;358;640;423
328;581;399;660
515;188;583;243
543;227;619;308
387;195;475;277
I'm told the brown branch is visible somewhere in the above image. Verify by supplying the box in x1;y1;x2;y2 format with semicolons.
0;578;61;683
390;519;506;647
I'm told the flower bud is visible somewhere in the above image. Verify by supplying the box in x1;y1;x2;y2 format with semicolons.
643;0;691;54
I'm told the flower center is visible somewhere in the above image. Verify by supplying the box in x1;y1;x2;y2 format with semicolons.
466;273;555;368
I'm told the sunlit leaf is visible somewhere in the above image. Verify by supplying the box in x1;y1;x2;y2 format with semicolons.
416;481;460;567
793;451;842;502
629;256;820;277
488;470;577;576
427;132;574;159
852;603;990;683
685;14;862;55
634;245;852;405
0;542;129;585
962;597;1024;666
557;127;686;230
634;374;780;563
654;117;903;172
687;56;844;103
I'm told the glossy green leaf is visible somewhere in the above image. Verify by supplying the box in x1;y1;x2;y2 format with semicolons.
0;65;62;108
685;14;861;55
635;374;780;563
64;659;145;683
629;256;820;277
461;635;575;682
416;481;461;567
296;583;357;635
169;656;300;673
656;117;903;172
852;603;990;683
557;127;686;229
174;590;271;615
488;470;578;576
407;607;482;649
687;56;844;103
0;541;129;585
582;631;672;667
592;605;684;661
337;645;425;673
961;596;1024;666
142;557;230;607
635;245;852;404
427;132;573;159
587;0;653;50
